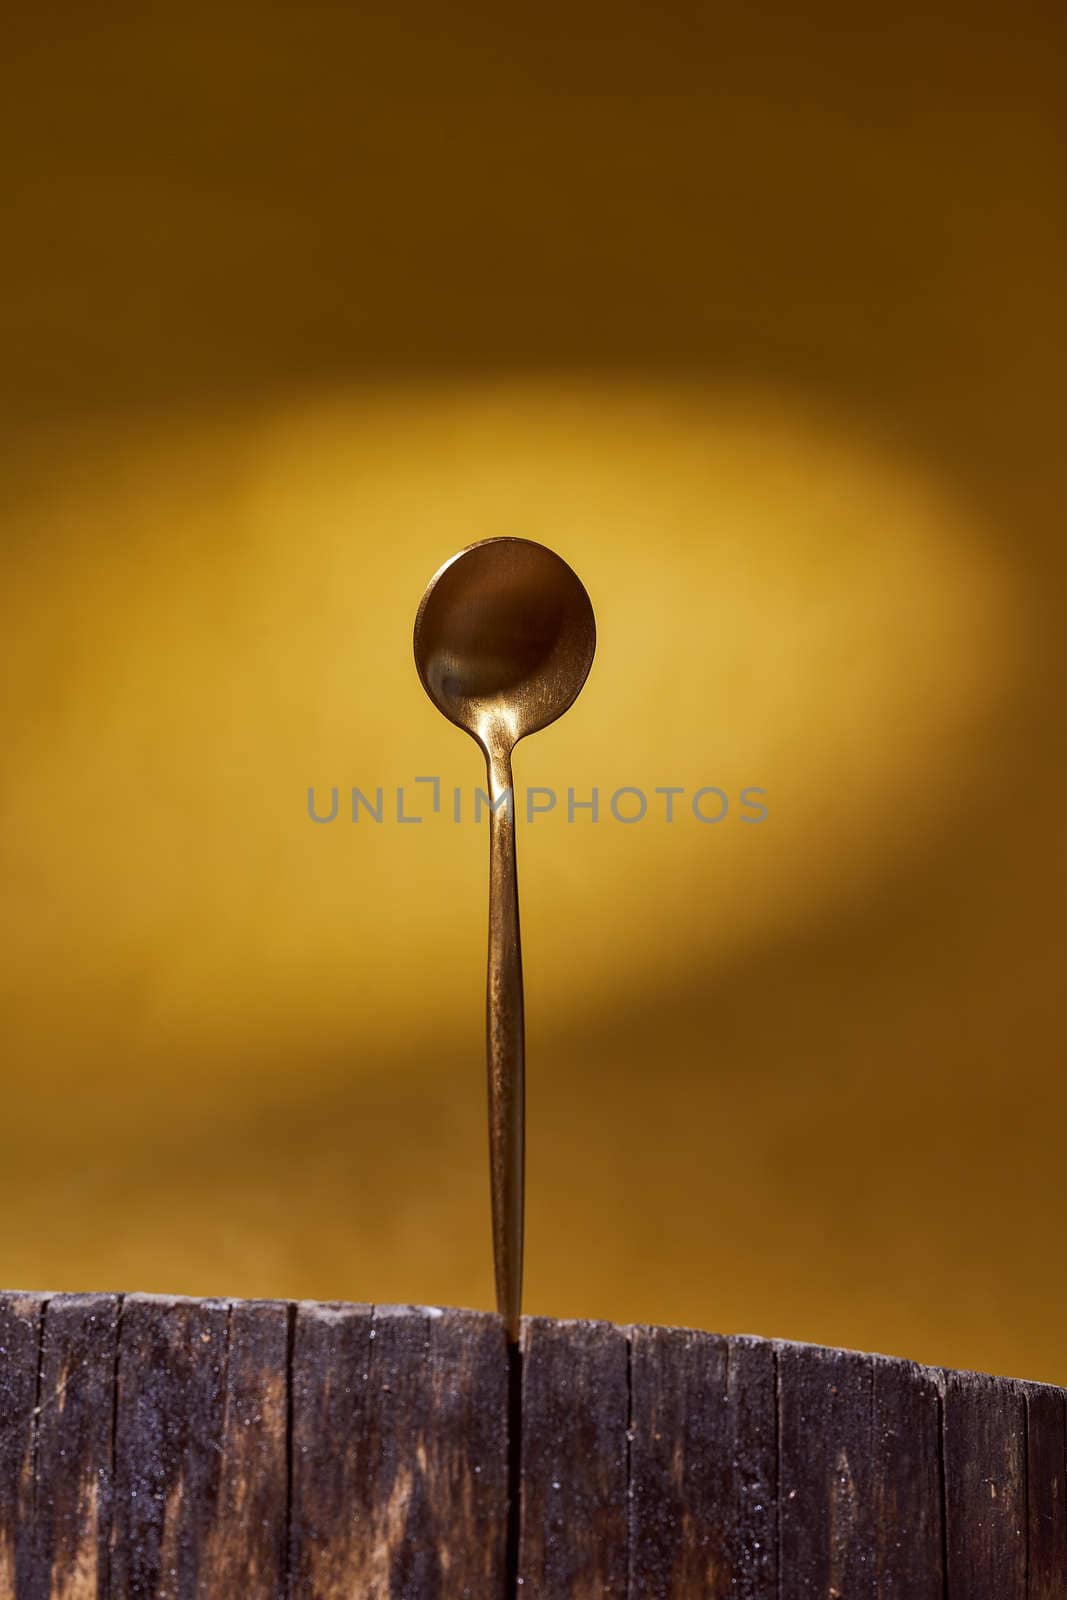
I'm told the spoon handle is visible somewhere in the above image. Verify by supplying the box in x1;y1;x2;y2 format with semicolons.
485;745;524;1342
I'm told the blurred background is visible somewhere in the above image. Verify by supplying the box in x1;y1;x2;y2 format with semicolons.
3;2;1065;1383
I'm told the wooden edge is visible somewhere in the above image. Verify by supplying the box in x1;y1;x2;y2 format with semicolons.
1;1291;1063;1598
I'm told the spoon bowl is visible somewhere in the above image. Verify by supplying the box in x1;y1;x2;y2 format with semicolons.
414;537;596;752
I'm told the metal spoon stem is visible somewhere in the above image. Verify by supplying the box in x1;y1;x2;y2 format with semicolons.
486;743;524;1342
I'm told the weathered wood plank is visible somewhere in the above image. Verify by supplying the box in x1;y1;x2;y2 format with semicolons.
517;1315;629;1596
0;1292;46;1597
870;1354;944;1597
199;1298;290;1599
110;1294;230;1599
725;1336;779;1597
288;1299;373;1595
289;1302;508;1598
777;1340;876;1598
31;1292;120;1600
1;1289;1065;1597
942;1366;1027;1597
777;1341;947;1597
628;1327;776;1598
106;1294;289;1599
1022;1380;1067;1599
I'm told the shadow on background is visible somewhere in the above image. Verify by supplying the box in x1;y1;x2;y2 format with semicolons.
2;1;1065;1380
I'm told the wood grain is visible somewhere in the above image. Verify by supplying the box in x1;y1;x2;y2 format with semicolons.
199;1299;290;1599
942;1366;1027;1597
1022;1380;1066;1600
778;1340;876;1598
777;1341;947;1599
32;1293;120;1600
110;1294;230;1598
870;1353;944;1598
289;1302;508;1598
0;1292;46;1597
628;1327;776;1599
0;1290;1063;1597
517;1315;629;1596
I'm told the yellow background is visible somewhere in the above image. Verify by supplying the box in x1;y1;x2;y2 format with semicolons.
3;3;1065;1384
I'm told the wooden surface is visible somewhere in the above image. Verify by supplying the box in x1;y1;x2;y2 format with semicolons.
1;1291;1064;1597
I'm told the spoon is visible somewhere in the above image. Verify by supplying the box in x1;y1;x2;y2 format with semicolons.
413;537;596;1341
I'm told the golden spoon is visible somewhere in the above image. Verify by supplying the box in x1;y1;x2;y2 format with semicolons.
413;537;596;1341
